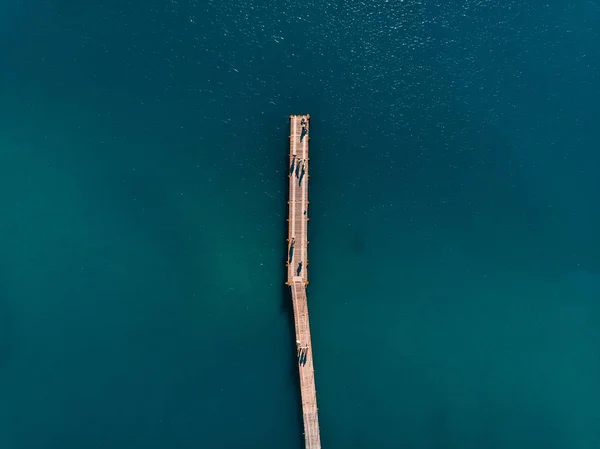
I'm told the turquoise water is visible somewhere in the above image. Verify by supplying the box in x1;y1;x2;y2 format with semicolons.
1;0;600;447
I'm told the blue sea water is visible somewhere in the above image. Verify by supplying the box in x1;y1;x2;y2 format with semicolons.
1;0;599;448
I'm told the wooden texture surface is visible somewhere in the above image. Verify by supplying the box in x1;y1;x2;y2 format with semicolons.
287;115;321;449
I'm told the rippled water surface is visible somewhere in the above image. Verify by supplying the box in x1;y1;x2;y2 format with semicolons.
1;0;599;447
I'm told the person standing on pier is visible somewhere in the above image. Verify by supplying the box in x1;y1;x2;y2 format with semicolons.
298;162;306;186
288;238;295;263
300;124;307;142
300;117;308;142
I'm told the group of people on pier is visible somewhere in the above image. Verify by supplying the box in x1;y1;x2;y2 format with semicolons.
297;342;309;366
289;155;306;186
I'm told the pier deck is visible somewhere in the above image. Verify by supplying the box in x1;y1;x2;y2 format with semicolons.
286;114;321;449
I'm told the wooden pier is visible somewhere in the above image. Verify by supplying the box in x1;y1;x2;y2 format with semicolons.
286;114;321;449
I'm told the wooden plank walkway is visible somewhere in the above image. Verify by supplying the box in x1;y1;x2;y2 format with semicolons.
286;114;321;449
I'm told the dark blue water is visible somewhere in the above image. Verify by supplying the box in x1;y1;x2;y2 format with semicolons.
1;0;599;447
